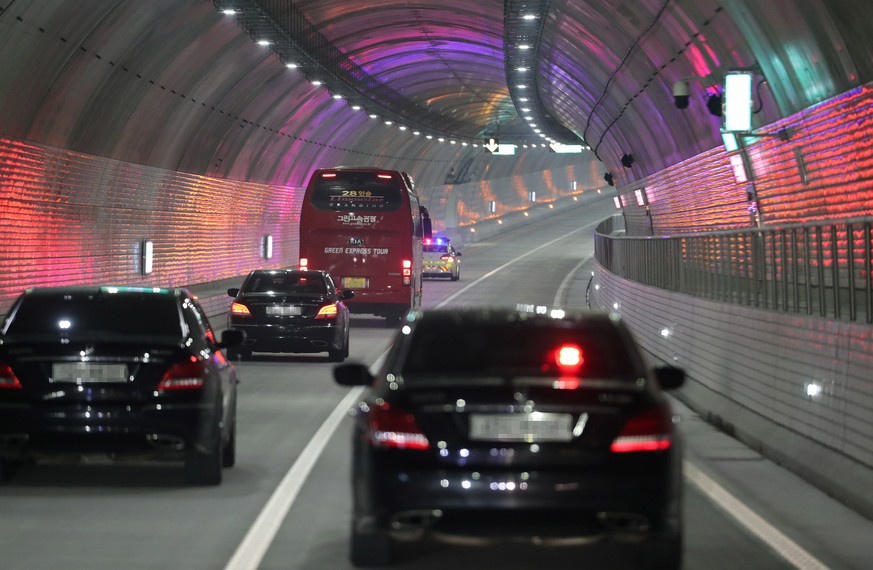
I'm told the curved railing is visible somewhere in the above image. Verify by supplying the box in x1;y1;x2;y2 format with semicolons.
594;215;873;323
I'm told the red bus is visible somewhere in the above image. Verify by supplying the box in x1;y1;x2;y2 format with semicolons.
298;167;430;324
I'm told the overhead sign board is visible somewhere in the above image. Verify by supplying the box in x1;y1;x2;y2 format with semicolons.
549;142;585;153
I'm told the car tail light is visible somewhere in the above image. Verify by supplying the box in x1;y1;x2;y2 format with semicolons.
439;254;453;261
230;302;251;317
299;258;309;270
158;358;207;391
610;407;673;453
315;304;338;319
368;401;429;450
0;362;22;389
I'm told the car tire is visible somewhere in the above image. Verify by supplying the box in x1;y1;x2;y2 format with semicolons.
222;410;236;468
329;344;345;362
639;533;682;570
343;331;350;359
350;522;392;567
451;270;460;281
184;434;223;486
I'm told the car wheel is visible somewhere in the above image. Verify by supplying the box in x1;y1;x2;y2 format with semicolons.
451;270;460;281
0;457;20;482
184;433;223;486
350;521;392;567
328;345;345;362
343;331;350;359
639;533;682;570
222;411;236;468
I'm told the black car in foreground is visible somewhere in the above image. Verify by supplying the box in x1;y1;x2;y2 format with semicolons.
0;286;244;485
334;307;685;568
227;269;353;362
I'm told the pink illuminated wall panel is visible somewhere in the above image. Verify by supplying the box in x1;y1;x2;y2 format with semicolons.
0;137;303;314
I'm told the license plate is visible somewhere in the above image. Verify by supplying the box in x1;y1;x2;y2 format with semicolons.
266;305;302;316
469;413;573;442
51;362;128;384
343;277;368;289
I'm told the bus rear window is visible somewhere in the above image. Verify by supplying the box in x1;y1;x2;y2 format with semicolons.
309;171;403;211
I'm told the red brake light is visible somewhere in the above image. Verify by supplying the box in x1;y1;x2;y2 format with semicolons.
299;257;309;270
0;362;22;389
158;358;207;391
610;408;673;453
555;344;583;368
368;402;429;450
315;304;338;319
230;302;251;317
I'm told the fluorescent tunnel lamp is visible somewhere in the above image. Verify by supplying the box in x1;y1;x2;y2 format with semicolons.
724;71;754;132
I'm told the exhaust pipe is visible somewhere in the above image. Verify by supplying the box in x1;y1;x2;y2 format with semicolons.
146;434;185;451
0;433;29;447
389;509;443;532
597;511;650;533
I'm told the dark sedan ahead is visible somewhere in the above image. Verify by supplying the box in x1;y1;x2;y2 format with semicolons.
334;307;685;569
0;286;243;485
227;269;353;362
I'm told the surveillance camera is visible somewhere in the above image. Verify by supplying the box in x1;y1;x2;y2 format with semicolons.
672;80;689;109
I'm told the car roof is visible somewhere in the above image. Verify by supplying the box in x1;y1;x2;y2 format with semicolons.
247;269;329;277
21;285;187;298
406;307;622;328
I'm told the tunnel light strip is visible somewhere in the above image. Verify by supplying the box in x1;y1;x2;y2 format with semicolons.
684;461;830;570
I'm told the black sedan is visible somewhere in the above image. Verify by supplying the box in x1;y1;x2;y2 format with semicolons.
227;269;353;362
0;286;244;485
334;307;685;569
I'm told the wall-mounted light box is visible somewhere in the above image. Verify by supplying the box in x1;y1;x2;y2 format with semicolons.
724;71;754;132
528;191;536;202
141;240;154;275
634;188;647;206
488;200;496;213
263;235;273;259
613;196;622;209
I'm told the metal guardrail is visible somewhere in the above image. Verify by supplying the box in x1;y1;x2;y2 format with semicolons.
594;215;873;323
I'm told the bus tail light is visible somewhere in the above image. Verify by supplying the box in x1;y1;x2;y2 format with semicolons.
368;401;429;450
299;258;308;270
315;304;338;319
610;407;673;453
402;259;412;285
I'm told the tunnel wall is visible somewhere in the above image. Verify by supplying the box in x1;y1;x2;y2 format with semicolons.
618;83;873;237
0;133;600;316
0;136;304;314
589;265;873;519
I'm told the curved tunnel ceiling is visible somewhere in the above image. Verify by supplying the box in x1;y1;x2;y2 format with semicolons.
0;0;871;186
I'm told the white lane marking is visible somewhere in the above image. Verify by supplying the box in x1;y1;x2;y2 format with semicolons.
684;461;831;570
436;220;600;309
223;386;364;570
552;255;591;309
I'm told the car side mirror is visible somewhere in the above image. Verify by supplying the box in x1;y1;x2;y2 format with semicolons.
218;328;246;348
227;288;240;297
333;362;373;386
455;251;462;256
655;366;685;390
341;290;355;300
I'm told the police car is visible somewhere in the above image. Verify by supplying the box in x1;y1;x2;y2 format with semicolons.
422;236;461;281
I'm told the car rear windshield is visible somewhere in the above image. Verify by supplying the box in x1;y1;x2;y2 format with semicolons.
4;293;182;337
424;244;449;253
244;273;327;294
309;171;403;212
402;322;636;379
